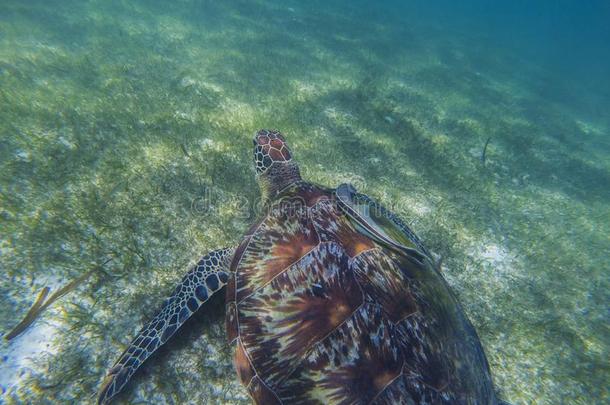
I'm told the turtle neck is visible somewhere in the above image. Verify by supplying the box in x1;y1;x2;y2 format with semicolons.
257;161;302;203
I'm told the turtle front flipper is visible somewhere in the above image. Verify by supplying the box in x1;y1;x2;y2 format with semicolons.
97;247;234;404
336;183;439;268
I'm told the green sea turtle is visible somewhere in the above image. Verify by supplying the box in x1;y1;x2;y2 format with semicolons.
98;129;505;404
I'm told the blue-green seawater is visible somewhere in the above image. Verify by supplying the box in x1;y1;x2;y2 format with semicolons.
1;1;608;404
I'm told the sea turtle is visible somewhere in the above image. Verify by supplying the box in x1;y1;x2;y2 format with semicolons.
98;129;505;404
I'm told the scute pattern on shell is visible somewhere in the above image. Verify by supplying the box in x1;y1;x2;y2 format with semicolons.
234;195;320;303
276;302;403;404
239;242;364;389
227;183;496;404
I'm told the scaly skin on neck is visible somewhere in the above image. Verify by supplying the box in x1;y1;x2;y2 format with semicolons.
257;161;302;203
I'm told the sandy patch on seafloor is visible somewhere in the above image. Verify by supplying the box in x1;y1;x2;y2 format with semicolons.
0;318;60;395
0;277;64;396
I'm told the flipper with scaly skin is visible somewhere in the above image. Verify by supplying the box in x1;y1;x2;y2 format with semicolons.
97;247;234;404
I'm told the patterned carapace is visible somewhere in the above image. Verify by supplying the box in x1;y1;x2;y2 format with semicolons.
226;183;498;404
98;130;503;405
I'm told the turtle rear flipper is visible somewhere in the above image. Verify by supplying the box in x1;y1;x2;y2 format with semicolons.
97;247;234;404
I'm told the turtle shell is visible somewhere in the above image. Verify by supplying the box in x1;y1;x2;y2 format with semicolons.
225;182;497;404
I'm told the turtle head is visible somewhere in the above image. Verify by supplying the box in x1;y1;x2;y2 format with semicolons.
253;129;301;201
